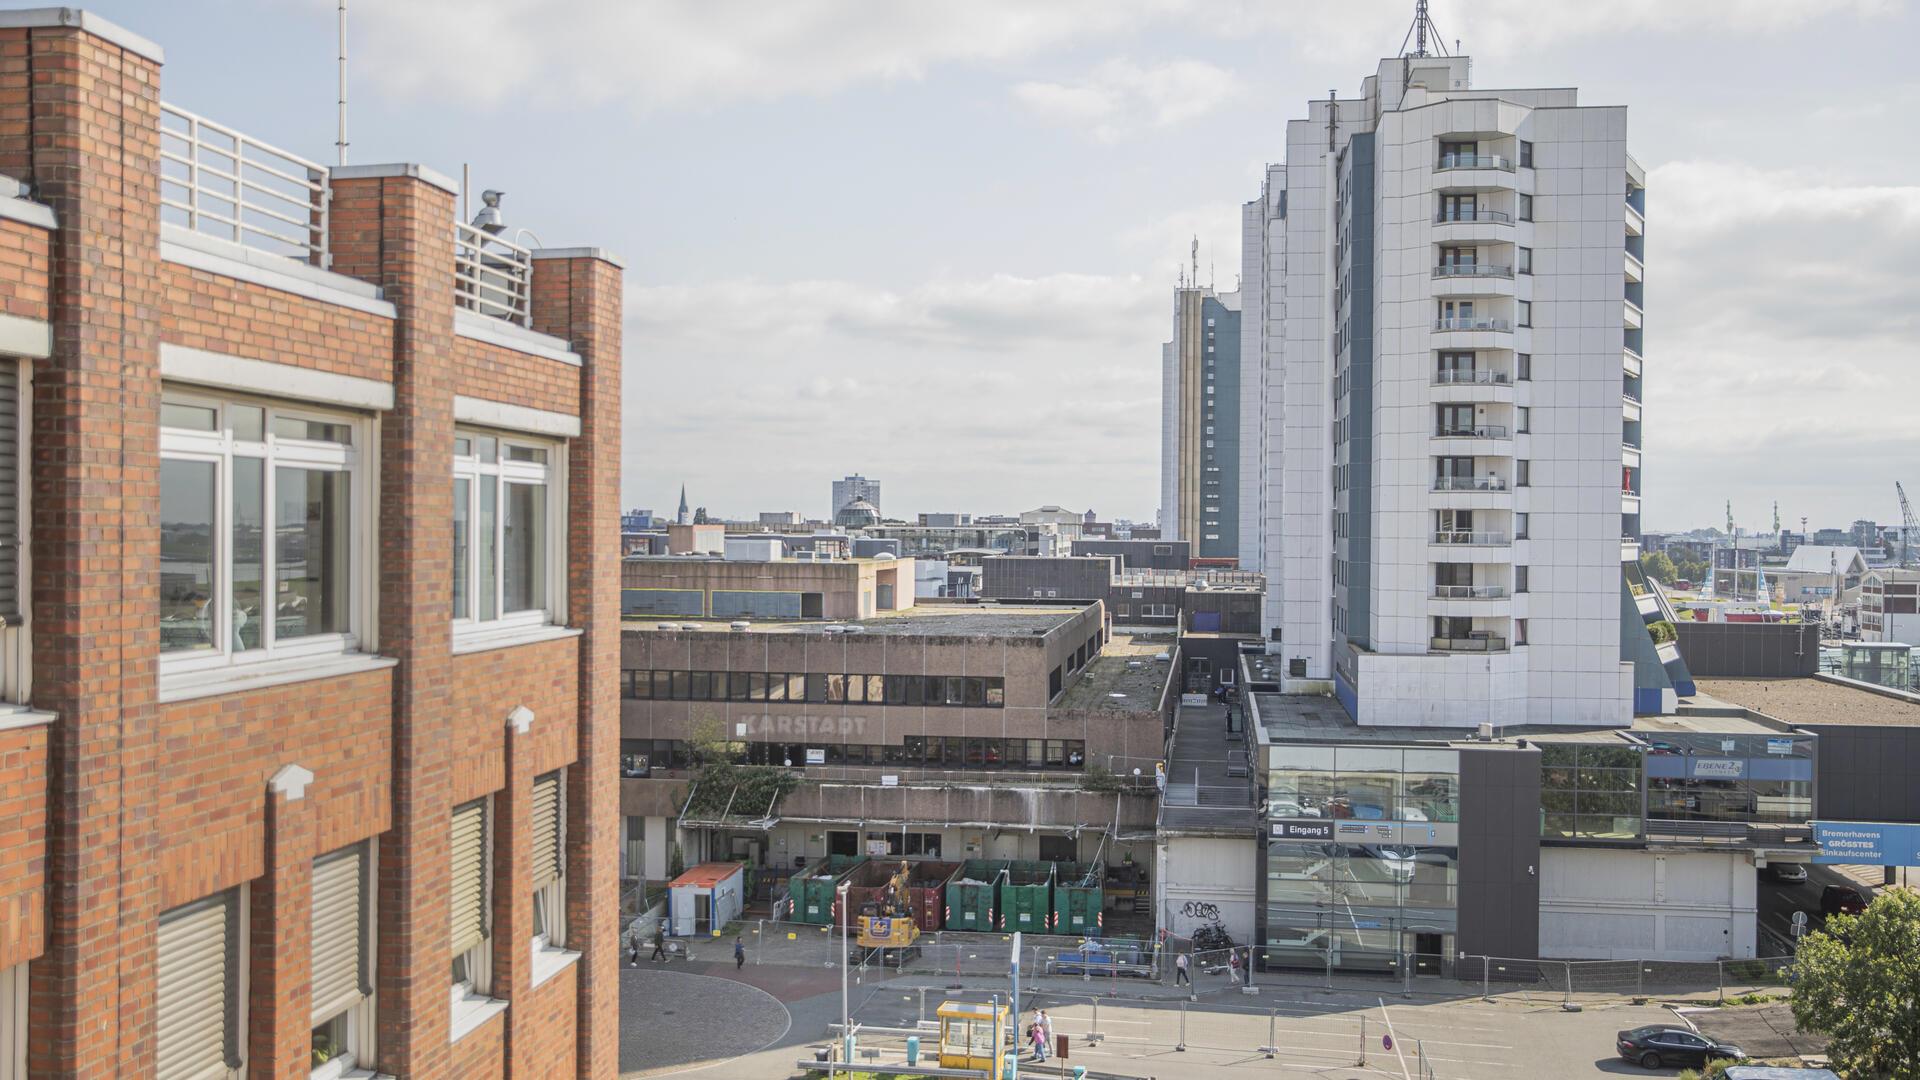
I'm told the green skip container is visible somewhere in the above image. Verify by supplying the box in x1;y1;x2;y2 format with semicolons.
944;860;1008;933
998;861;1055;933
786;854;867;925
1050;861;1104;937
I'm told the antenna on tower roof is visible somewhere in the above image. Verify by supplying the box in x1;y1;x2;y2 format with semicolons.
1190;236;1199;288
1397;0;1450;59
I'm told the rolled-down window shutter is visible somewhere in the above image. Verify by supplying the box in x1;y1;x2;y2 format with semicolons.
0;362;19;623
450;800;488;958
530;771;562;889
156;893;234;1080
310;844;365;1025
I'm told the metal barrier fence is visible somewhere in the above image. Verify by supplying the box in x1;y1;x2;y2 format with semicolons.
159;102;330;265
1461;954;1795;1003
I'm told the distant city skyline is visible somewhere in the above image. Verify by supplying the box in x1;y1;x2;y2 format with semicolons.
112;0;1920;528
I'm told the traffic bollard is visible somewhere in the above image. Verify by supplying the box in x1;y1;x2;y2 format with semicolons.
1259;1006;1278;1058
1087;996;1100;1044
1358;1014;1367;1066
1176;999;1187;1052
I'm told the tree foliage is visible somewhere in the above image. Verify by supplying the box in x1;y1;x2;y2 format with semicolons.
1789;889;1920;1079
675;712;800;821
1640;551;1679;584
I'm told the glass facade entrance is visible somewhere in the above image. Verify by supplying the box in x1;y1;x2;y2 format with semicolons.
1262;746;1461;975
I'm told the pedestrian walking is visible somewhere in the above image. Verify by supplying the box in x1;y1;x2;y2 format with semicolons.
1038;1009;1052;1056
650;925;666;962
627;932;640;967
1175;951;1191;986
1229;948;1243;985
734;935;746;970
1029;1016;1047;1062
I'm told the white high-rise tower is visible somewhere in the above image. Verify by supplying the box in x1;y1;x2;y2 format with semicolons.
1245;49;1684;726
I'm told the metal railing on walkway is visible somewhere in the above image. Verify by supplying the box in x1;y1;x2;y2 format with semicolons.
159;102;330;265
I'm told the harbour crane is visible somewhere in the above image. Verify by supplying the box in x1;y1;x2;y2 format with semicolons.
1899;481;1917;569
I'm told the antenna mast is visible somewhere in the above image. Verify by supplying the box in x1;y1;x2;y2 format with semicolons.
1397;0;1451;59
335;1;348;165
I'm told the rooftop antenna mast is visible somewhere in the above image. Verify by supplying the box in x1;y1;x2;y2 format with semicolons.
335;1;348;165
1190;236;1199;289
1397;0;1450;59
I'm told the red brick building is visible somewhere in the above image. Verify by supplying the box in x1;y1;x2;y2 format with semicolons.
0;9;622;1077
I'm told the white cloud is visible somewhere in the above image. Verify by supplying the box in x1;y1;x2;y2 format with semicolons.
1639;159;1920;525
1012;58;1241;142
343;0;1192;111
336;0;1900;115
623;272;1166;517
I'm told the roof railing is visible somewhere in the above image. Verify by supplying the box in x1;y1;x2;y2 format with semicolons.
454;221;533;326
159;102;330;265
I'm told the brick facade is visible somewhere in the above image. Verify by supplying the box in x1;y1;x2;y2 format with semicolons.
0;11;622;1079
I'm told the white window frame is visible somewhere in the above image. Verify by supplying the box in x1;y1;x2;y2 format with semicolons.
309;842;376;1080
451;429;565;639
159;389;371;677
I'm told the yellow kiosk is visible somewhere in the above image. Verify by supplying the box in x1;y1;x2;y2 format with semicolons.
935;999;1009;1078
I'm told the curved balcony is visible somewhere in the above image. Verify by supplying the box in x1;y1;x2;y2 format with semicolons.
1432;585;1507;600
1434;317;1512;333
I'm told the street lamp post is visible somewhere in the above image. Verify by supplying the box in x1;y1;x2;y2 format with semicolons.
838;881;852;1072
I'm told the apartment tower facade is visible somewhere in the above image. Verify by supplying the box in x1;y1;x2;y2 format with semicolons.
0;9;622;1076
1246;52;1662;726
1158;285;1243;564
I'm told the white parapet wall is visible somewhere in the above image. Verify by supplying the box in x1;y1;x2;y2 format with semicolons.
1539;846;1758;962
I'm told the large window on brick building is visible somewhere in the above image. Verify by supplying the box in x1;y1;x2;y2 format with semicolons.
452;429;561;636
159;392;364;675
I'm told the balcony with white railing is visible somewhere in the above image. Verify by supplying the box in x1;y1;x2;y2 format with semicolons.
1434;368;1511;386
1432;585;1507;600
1434;209;1512;225
454;221;534;326
1434;317;1512;333
1436;154;1514;172
1433;263;1513;279
1432;531;1511;546
1432;475;1509;493
160;102;330;266
1431;635;1508;653
1435;424;1510;439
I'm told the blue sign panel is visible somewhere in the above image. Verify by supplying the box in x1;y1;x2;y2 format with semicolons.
1814;820;1920;866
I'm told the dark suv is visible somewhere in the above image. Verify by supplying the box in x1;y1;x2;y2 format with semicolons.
1820;884;1867;916
1617;1025;1746;1070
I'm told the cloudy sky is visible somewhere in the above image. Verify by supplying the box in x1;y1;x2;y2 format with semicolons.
117;0;1919;532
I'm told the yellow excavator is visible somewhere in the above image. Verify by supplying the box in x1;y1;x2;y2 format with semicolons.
853;860;922;962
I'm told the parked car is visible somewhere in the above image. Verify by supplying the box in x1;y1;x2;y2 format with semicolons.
1820;884;1866;916
1617;1025;1746;1070
1760;862;1808;885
